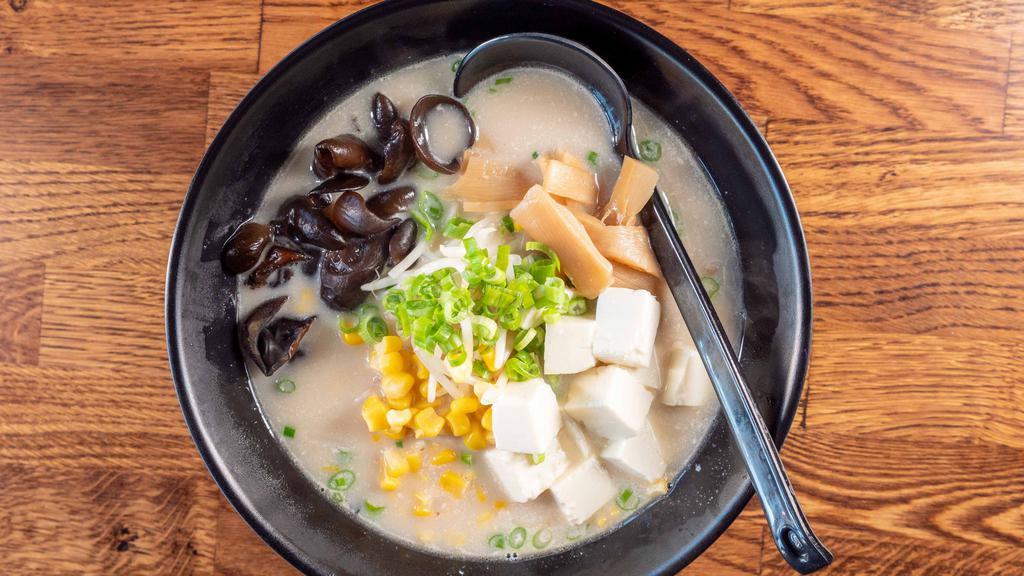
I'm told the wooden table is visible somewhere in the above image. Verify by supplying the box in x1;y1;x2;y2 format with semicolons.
1;1;1022;574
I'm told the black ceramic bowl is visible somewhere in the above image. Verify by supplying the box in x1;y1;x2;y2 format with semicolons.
166;0;811;574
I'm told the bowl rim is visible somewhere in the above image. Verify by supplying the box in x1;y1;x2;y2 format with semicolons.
165;0;812;573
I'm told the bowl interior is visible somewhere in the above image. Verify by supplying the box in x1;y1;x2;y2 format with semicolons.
166;1;810;574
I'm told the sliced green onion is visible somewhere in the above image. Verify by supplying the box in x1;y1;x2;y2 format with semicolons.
566;524;586;541
460;452;474;465
357;303;388;345
471;316;499;343
495;76;513;85
500;214;515;233
329;469;356;491
526;241;560;274
529;453;545;465
338;312;360;334
701;276;720;298
472;358;490;379
419;190;444;221
282;425;296;438
329;490;345;504
505;351;540;382
410;208;435;241
443;216;475;239
513;328;537;351
335;449;353;464
587;150;599;167
508;527;527;549
639;139;663;162
275;378;296;393
488;533;506;549
395;440;404;448
566;296;588;316
532;527;552;549
451;58;462;73
615;488;639;511
531;151;539;160
364;500;385;515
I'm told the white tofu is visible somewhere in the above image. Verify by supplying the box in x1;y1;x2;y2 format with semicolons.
543;316;597;375
482;439;569;503
492;378;562;453
600;421;666;482
592;287;660;367
564;365;654;440
661;345;715;406
550;456;616;524
628;348;662;390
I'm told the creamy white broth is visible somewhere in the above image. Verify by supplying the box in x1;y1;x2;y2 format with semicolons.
239;55;744;558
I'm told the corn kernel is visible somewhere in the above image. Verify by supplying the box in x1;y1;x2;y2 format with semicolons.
378;351;405;375
417;530;434;543
596;516;608;529
413;492;433;517
378;335;404;354
480;407;493;431
413;398;440;412
413;408;445;438
411;354;430;380
482;348;497;372
388;394;413;410
343;332;364;346
450;396;480;414
463;422;488;451
406;453;422;473
446;411;471;436
361;395;389;432
380;473;400;491
446;532;467;547
383;428;406;440
432;448;457;466
485;430;495;445
439;470;468;498
494;500;507;510
371;434;380;442
475;485;487;503
477;511;494;525
382;373;415;399
383;449;411;477
386;408;413;431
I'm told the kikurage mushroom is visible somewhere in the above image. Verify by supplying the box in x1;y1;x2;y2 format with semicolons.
388;219;418;266
312;134;375;179
258;315;316;376
239;295;287;376
222;222;272;275
366;185;417;219
274;195;350;250
325;191;399;237
246;245;312;288
371;92;399;143
320;236;388;310
409;94;477;174
377;119;416;185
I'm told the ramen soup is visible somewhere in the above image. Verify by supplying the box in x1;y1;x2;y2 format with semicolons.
222;56;745;558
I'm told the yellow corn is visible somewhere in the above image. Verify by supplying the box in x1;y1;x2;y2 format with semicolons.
446;411;471;437
482;348;497;372
382;373;415;399
412;407;445;438
411;354;430;380
386;408;412;431
378;351;405;375
596;516;608;529
383;449;411;477
439;471;468;498
431;448;457;466
413;398;440;412
475;485;487;503
477;511;494;525
388;394;413;410
380;472;400;491
413;492;433;517
463;422;488;451
377;335;404;354
446;532;467;547
450;396;480;414
480;407;493;431
494;500;507;510
343;332;364;346
485;430;495;446
361;395;389;432
406;453;422;473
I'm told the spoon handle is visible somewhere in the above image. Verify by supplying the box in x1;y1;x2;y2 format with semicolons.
643;194;833;574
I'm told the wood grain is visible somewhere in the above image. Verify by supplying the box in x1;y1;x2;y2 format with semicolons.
1;0;1023;574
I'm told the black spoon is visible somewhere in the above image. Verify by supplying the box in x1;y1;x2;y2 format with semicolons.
455;33;833;575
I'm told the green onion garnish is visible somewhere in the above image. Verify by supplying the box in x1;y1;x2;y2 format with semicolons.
356;302;389;345
508;527;527;549
586;150;599;167
282;425;296;438
500;214;515;233
566;296;588;316
532;527;552;549
488;533;506;549
531;151;539;160
329;490;345;504
328;469;356;491
451;58;462;73
472;358;491;379
565;524;586;541
419;191;444;221
700;276;720;298
529;453;545;465
495;76;513;85
525;241;560;274
410;208;435;241
364;500;385;515
395;440;404;448
615;488;639;511
513;328;537;351
275;378;296;393
505;351;540;381
338;312;360;335
443;216;475;239
460;452;474;465
639;139;663;162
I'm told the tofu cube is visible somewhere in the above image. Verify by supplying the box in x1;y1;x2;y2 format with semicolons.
550;456;616;524
543;316;597;375
492;378;562;453
564;365;654;440
482;439;569;503
628;348;662;390
661;345;715;406
593;287;660;367
600;421;666;482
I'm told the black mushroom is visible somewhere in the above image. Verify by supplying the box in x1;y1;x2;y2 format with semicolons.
274;195;350;250
308;172;371;207
240;296;283;374
377;119;416;185
320;236;388;310
388;219;418;266
366;185;417;219
325;190;397;237
409;94;477;174
222;222;272;274
371;92;399;142
312;134;375;179
245;245;312;288
259;316;316;376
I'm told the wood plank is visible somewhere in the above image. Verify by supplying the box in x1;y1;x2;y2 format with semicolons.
0;466;217;575
39;257;169;372
207;71;262;146
685;499;765;575
259;0;371;73
214;495;300;576
732;0;1024;31
0;0;261;71
601;2;1010;132
1007;33;1023;134
0;57;209;172
0;259;44;365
